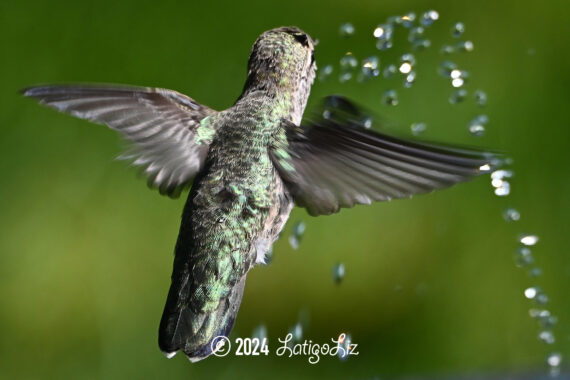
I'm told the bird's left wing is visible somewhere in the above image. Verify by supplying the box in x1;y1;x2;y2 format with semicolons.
22;85;218;197
270;96;499;216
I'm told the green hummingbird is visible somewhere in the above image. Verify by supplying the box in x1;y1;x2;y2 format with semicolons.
22;26;496;362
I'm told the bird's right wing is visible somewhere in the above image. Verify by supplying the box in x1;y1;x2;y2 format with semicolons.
23;85;218;197
271;96;500;216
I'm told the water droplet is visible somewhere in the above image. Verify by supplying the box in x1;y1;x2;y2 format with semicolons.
503;208;520;222
376;39;393;51
400;12;416;28
359;56;380;80
382;89;398;106
547;352;562;367
340;53;358;70
288;236;300;250
524;286;541;300
474;90;488;106
408;26;424;43
520;234;539;246
491;169;512;196
339;72;352;83
451;22;465;38
318;64;333;82
374;23;393;50
529;308;551;319
339;53;358;83
412;39;431;51
289;221;306;250
420;10;439;27
411;122;427;135
540;314;558;328
440;45;455;55
399;62;412;74
403;71;416;88
288;323;303;344
373;25;385;38
452;78;465;88
252;324;268;340
494;182;510;196
339;23;355;37
361;116;373;129
332;262;345;284
538;330;556;344
537;293;549;305
528;267;543;278
439;61;458;77
387;15;403;27
449;89;467;104
491;169;513;181
456;40;474;52
514;247;534;267
400;53;416;66
383;64;397;78
468;114;488;136
337;333;352;361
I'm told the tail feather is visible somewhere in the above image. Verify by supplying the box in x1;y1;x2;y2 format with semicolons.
159;271;246;361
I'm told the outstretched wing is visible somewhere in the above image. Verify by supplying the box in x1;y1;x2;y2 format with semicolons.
22;85;218;197
271;96;499;216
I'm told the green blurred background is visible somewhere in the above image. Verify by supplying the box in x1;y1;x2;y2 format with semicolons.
1;0;569;378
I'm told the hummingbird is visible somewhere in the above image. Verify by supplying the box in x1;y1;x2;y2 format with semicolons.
22;26;496;362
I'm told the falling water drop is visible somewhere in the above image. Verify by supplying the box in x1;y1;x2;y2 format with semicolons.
289;221;306;250
252;324;268;341
411;122;427;135
503;208;521;222
439;61;458;77
400;12;416;28
408;26;424;43
332;262;346;284
382;89;399;106
318;64;334;82
337;333;353;361
420;10;439;27
375;23;394;50
451;22;465;38
440;45;455;55
288;322;303;344
404;71;416;88
383;64;397;78
538;330;556;345
456;40;474;52
359;56;380;80
474;90;488;106
449;89;468;104
468;114;488;137
514;247;534;268
520;234;539;246
339;23;355;37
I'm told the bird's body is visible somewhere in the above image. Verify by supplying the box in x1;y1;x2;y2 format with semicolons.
159;94;297;360
23;26;497;362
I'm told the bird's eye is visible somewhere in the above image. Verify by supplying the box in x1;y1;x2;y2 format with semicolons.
292;32;309;46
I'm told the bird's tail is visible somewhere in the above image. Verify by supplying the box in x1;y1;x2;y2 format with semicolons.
158;260;246;362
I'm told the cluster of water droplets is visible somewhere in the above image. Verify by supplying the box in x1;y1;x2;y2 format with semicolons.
319;11;494;138
492;165;563;375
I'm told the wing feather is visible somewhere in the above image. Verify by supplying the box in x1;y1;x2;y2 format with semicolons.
23;84;217;197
